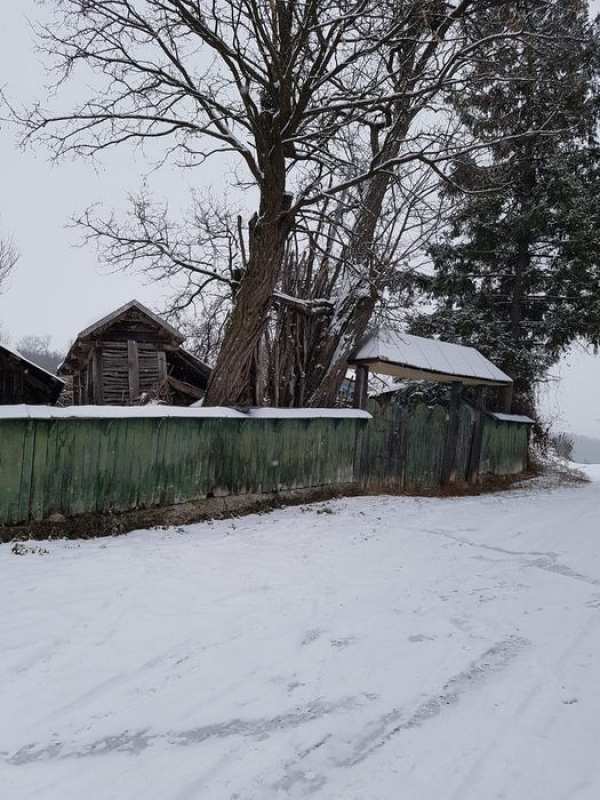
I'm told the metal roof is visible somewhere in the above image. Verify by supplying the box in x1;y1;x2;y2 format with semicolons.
350;329;512;387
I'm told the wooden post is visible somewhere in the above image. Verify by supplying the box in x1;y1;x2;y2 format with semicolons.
500;383;514;414
467;386;484;484
93;348;104;405
442;382;463;485
157;350;168;396
73;373;80;406
353;365;369;410
127;340;140;404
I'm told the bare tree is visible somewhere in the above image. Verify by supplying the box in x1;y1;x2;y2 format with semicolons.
13;0;416;404
0;234;18;294
266;160;446;406
12;0;569;405
15;335;65;374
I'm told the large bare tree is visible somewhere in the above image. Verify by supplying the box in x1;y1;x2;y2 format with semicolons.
12;0;568;405
13;0;417;404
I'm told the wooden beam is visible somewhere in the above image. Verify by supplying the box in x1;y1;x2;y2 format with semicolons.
127;340;140;404
157;350;168;384
167;375;205;401
500;383;514;413
466;387;484;484
442;382;463;485
353;365;369;410
92;348;104;405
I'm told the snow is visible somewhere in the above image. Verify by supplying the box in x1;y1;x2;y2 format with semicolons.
0;404;246;420
489;412;535;424
352;329;512;385
242;407;371;419
0;343;65;386
3;475;600;799
0;405;371;421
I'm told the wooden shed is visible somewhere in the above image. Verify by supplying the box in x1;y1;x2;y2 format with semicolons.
0;343;65;405
58;300;211;406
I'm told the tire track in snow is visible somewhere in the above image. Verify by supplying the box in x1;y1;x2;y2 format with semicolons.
421;529;600;587
337;635;530;767
5;696;369;766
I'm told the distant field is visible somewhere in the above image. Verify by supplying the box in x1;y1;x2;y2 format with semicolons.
572;434;600;464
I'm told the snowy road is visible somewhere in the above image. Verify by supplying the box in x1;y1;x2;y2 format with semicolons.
2;468;600;799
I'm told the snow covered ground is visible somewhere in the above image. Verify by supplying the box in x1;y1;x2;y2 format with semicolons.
2;468;600;800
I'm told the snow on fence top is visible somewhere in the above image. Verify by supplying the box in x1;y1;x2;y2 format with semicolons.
350;329;512;387
488;412;535;425
0;405;371;421
240;407;371;419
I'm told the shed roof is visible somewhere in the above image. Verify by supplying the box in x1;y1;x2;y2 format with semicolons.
350;329;512;387
0;342;65;402
76;299;184;344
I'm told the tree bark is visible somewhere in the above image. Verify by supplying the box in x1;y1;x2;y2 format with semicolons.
204;210;292;406
204;114;292;406
306;116;410;407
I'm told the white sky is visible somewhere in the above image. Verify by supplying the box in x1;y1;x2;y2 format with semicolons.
1;1;599;437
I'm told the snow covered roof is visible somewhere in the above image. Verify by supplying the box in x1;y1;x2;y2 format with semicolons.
1;343;64;384
350;329;512;387
0;405;371;421
0;342;65;386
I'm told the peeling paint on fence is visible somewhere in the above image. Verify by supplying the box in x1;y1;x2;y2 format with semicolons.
0;416;364;526
0;402;529;528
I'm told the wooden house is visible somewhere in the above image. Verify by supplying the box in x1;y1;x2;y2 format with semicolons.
0;342;65;405
58;300;211;406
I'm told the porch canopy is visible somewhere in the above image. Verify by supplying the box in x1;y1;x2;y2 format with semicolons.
348;329;512;409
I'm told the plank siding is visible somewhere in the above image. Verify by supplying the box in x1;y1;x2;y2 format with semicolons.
0;403;530;528
60;303;209;406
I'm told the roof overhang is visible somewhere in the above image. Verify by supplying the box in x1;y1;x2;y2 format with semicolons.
350;357;512;388
349;329;512;388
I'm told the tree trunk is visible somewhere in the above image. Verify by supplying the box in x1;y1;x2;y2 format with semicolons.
204;213;291;406
204;117;291;406
306;123;408;407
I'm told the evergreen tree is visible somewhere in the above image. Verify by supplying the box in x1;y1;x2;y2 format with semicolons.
414;1;600;413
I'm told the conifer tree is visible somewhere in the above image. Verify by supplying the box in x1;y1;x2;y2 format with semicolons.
415;1;600;412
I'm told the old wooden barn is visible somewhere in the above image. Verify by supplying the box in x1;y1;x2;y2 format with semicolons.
0;342;65;405
58;300;211;406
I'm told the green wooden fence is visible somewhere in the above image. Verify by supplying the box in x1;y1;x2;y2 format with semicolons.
0;402;529;528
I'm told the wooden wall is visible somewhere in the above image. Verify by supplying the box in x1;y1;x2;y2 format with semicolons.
359;397;529;492
72;339;170;405
0;415;363;526
0;351;25;404
0;403;530;529
0;349;60;405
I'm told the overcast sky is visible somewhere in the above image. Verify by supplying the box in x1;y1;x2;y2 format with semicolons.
1;1;599;437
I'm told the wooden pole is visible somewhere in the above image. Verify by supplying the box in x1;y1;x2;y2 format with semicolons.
467;386;484;484
127;340;140;404
93;348;104;405
442;382;463;485
353;365;369;410
501;383;514;414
